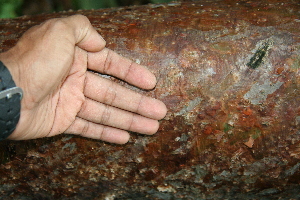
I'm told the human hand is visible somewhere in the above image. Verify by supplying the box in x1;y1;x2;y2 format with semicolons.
0;15;167;144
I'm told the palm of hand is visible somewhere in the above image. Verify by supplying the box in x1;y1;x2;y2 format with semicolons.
49;47;87;138
1;15;167;144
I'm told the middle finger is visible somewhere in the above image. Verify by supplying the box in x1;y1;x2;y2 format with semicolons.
77;97;159;135
84;71;166;120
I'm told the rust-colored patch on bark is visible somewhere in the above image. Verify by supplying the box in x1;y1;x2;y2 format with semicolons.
0;0;300;199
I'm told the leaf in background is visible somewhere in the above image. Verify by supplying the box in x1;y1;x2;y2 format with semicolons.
0;0;22;18
74;0;118;9
151;0;173;3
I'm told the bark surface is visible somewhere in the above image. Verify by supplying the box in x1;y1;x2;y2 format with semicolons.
0;0;300;199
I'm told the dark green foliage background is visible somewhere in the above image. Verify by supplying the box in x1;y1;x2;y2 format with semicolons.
0;0;173;18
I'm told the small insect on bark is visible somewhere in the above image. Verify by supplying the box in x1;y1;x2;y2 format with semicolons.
247;40;273;69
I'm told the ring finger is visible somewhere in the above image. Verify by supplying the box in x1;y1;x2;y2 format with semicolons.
77;97;160;135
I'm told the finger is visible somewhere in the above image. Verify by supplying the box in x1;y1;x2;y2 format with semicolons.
88;48;157;90
77;97;160;135
60;15;106;52
65;117;130;144
84;72;167;120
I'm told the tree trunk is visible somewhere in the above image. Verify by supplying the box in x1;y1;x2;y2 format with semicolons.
0;0;300;199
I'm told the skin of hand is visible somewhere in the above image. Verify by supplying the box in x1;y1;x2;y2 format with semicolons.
0;15;167;144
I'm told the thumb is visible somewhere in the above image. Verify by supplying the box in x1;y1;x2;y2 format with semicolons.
62;15;106;52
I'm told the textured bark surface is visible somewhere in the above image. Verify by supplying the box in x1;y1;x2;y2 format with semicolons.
0;0;300;199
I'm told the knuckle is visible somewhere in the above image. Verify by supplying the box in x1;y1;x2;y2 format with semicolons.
103;86;117;105
123;60;133;82
81;122;90;135
136;94;144;113
100;105;111;125
98;127;106;141
46;19;69;31
127;113;135;131
103;49;113;74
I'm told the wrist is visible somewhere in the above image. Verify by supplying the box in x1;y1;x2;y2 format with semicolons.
0;55;23;140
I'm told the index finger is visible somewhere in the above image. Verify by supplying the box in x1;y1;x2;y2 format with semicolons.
87;48;157;90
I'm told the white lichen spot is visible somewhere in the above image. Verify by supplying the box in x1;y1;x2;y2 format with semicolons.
135;59;141;64
175;97;202;116
228;114;238;126
136;157;143;163
167;2;181;6
104;193;116;200
294;19;300;22
157;185;176;193
296;116;300;126
206;67;217;76
244;79;283;105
